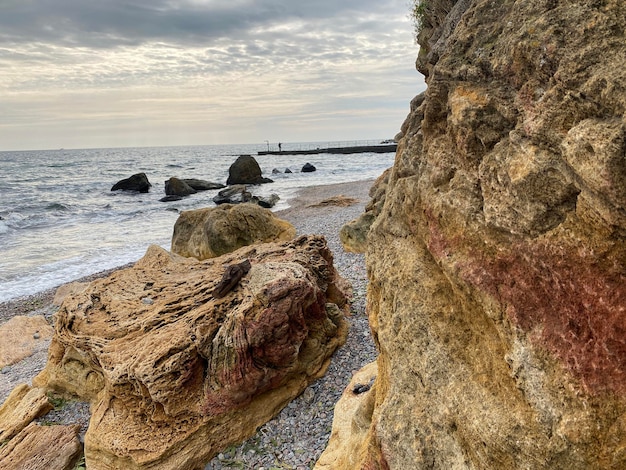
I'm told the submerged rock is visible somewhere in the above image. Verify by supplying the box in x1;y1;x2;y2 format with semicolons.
159;195;183;202
301;162;316;173
111;173;151;193
35;237;349;470
182;179;225;191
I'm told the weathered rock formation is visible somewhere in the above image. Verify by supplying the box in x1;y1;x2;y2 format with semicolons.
111;173;151;193
320;1;626;469
0;385;52;442
0;422;82;470
171;203;296;260
301;162;316;173
315;362;378;470
339;169;390;253
35;236;348;469
226;155;273;185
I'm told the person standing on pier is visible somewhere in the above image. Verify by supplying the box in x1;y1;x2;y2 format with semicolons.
278;142;282;152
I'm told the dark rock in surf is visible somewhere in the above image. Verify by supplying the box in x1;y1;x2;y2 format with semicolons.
111;173;152;193
285;168;293;174
252;194;280;209
213;185;252;205
301;163;316;173
272;168;281;175
160;195;184;202
182;179;225;191
226;155;273;185
165;177;197;197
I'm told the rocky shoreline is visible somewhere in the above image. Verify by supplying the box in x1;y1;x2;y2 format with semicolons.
0;179;378;469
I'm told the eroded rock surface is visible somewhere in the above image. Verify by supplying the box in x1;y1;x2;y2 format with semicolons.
324;1;626;469
0;384;53;442
35;236;349;469
171;203;296;260
339;169;389;253
0;422;82;470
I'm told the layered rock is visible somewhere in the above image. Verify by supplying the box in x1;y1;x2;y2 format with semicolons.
0;384;52;442
35;236;349;469
171;203;296;260
0;422;82;470
322;1;626;469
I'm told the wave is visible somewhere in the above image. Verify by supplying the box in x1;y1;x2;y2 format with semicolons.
45;202;72;211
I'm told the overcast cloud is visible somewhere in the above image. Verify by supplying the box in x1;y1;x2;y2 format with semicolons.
0;0;425;150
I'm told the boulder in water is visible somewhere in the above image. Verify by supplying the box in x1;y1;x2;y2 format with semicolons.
160;195;184;202
164;177;197;197
212;185;252;205
252;194;280;209
226;155;273;185
111;173;151;193
301;163;316;173
182;179;225;191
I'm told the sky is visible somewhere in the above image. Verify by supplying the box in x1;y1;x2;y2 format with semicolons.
0;0;426;151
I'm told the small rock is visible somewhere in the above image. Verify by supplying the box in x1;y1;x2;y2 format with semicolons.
33;332;41;340
160;195;184;202
302;388;315;404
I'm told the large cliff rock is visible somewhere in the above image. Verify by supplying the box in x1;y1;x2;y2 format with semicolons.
35;236;348;469
321;1;626;469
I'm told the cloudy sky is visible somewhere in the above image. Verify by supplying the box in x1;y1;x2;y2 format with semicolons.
0;0;425;151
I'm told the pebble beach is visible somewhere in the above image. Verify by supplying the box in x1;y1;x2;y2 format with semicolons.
0;179;378;470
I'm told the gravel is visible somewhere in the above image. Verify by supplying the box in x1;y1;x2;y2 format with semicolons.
0;180;378;469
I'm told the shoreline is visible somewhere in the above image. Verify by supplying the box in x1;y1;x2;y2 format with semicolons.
0;177;378;468
0;179;374;324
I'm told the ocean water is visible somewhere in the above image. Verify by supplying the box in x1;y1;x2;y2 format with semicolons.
0;142;394;302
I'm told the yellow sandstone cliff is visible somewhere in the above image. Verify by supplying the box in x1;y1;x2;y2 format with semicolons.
319;0;626;468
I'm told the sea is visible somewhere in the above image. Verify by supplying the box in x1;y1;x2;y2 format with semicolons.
0;141;395;303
